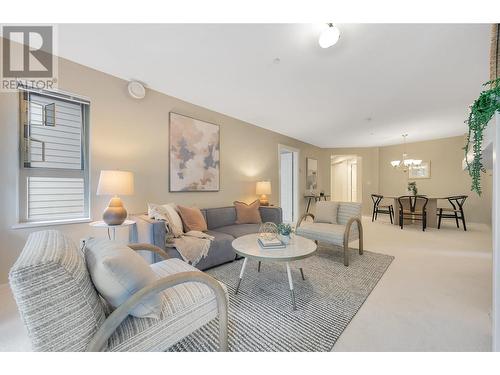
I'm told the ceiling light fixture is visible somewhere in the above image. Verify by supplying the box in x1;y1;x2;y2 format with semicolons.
390;134;422;172
319;23;340;48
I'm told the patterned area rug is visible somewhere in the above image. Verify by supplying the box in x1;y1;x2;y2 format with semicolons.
168;246;394;352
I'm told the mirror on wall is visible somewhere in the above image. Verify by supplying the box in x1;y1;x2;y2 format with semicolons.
306;157;318;194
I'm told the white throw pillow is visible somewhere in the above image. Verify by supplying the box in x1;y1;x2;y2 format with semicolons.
314;201;339;224
148;202;184;237
84;238;161;319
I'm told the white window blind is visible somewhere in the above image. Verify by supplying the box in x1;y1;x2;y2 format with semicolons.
27;177;85;221
19;89;90;224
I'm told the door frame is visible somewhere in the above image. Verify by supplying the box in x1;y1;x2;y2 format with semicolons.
278;144;300;223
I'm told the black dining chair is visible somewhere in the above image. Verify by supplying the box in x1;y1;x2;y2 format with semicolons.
437;195;468;231
397;195;428;231
371;194;394;223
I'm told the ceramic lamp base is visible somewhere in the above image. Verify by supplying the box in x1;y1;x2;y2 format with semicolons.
103;196;127;225
259;194;269;206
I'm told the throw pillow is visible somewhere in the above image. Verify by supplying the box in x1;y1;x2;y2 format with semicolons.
148;202;184;237
84;238;161;319
234;199;262;224
314;201;339;224
177;205;208;232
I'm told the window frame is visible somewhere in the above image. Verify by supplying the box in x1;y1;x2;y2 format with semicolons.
16;87;91;227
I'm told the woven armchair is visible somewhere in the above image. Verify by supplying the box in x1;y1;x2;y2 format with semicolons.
296;201;363;266
9;230;228;352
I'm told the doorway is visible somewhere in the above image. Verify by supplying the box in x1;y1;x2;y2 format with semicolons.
279;145;299;223
331;155;361;202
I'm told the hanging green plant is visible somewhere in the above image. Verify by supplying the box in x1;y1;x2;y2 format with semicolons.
464;77;500;195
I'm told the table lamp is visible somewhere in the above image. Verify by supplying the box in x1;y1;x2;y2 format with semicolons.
256;181;271;206
97;170;134;225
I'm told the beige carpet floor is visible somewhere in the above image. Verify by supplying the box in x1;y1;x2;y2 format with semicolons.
0;216;492;351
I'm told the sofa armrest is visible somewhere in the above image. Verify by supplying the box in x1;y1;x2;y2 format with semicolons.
297;213;315;227
128;243;170;260
129;214;166;250
260;206;282;224
86;271;228;352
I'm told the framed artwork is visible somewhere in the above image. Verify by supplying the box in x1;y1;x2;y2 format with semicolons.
306;157;318;193
169;112;220;192
409;161;431;179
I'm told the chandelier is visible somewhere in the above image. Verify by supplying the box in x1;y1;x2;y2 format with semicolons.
390;134;422;172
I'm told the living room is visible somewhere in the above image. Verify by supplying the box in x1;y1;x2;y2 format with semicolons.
1;1;500;371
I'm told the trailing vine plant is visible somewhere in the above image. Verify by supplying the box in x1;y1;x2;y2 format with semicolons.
464;77;500;195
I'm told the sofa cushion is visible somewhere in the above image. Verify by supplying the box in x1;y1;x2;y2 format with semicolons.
259;206;283;224
107;258;227;351
177;205;208;232
205;206;237;229
151;230;237;270
9;230;106;351
214;224;261;238
296;222;353;245
234;200;262;224
194;230;237;269
84;238;161;319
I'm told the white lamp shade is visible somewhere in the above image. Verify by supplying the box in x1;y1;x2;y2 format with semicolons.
256;181;272;195
97;170;134;196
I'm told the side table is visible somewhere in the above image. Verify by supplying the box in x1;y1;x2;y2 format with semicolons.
89;220;136;240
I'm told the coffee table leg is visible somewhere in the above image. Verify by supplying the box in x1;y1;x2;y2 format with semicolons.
235;257;248;294
286;262;296;310
300;268;305;280
257;261;261;272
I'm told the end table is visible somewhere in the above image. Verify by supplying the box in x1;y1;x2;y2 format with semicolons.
89;220;136;240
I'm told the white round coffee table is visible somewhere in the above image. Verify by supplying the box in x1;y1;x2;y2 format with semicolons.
231;233;317;310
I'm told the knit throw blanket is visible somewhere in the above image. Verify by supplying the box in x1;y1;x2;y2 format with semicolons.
148;207;214;266
166;231;214;266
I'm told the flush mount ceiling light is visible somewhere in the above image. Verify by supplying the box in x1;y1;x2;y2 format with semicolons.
319;23;340;48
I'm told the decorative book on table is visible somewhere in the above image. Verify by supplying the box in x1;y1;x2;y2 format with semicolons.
258;237;286;249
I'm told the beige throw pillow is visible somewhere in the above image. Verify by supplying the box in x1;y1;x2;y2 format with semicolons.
177;205;208;232
84;238;161;319
148;202;184;237
234;200;262;224
314;201;339;224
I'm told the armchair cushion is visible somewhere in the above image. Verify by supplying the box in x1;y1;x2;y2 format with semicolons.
107;258;227;351
84;238;161;319
314;201;339;224
296;222;348;244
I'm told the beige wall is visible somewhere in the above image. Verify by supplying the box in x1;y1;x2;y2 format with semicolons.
325;136;493;224
0;58;326;284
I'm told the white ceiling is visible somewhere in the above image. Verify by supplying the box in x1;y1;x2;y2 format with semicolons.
57;24;491;148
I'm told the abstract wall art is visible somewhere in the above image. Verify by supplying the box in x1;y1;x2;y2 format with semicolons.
169;112;220;192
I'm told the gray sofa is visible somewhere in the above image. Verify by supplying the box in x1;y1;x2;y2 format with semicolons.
131;206;282;270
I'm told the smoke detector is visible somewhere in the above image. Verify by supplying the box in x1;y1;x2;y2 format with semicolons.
127;81;146;99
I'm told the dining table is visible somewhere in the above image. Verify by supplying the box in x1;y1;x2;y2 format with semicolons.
384;196;446;228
